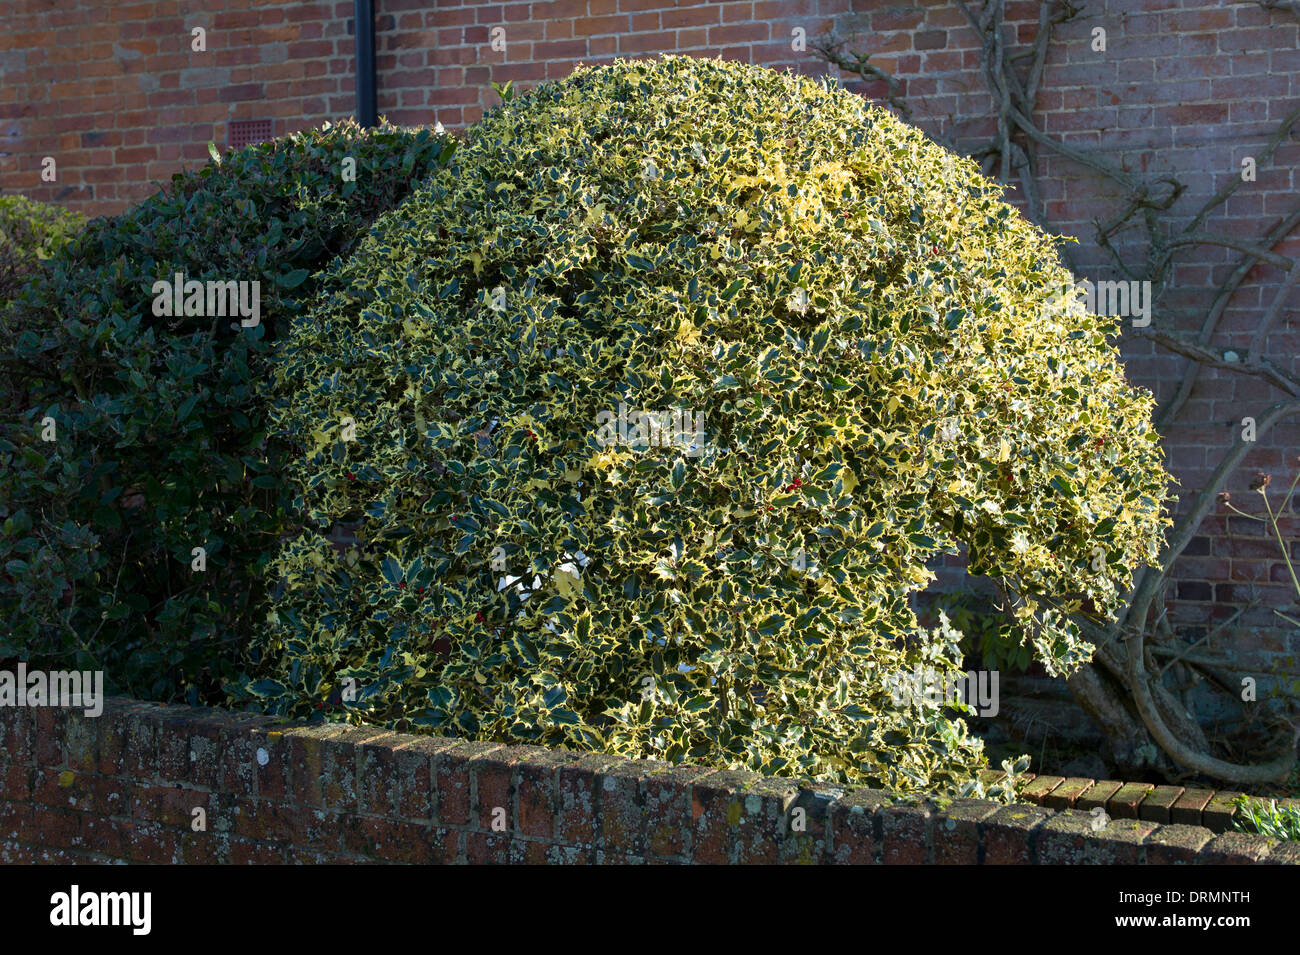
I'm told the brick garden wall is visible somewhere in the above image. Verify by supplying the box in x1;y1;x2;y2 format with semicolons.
1;697;1294;864
2;0;1298;684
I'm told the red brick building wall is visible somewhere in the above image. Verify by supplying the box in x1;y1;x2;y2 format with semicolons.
2;0;1298;682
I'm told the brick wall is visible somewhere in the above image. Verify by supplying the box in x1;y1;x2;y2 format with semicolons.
2;0;1298;682
0;0;850;215
0;0;361;211
1;697;1293;864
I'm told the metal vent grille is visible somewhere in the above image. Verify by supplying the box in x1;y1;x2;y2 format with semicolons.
228;119;273;149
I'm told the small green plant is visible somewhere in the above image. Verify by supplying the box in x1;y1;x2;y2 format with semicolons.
928;588;1032;673
1232;794;1300;841
0;195;84;307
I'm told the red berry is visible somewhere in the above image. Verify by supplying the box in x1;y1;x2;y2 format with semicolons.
346;472;356;480
398;582;406;589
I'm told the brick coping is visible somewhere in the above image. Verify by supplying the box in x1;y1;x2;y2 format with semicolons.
1;696;1293;864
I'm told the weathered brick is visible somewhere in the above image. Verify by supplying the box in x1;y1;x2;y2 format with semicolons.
776;786;838;865
1202;791;1242;832
248;725;293;803
355;734;402;817
595;849;645;864
508;836;553;864
556;753;620;846
828;787;890;864
1;706;35;766
516;749;573;840
63;711;98;773
317;726;392;811
1108;781;1155;819
227;834;286;865
286;805;347;856
32;805;84;851
119;820;182;864
1021;775;1065;805
0;761;33;802
94;699;145;775
982;804;1052;864
231;799;299;842
1197;830;1274;864
881;801;932;864
120;705;163;778
0;801;34;843
639;762;709;860
1091;816;1160;863
733;775;798;864
434;740;500;826
1042;777;1094;810
132;783;209;828
689;768;761;864
1144;823;1214;864
470;744;542;832
215;712;282;797
1265;840;1300;865
1037;808;1100;864
282;723;335;809
158;714;199;784
933;798;1001;864
464;828;510;864
171;712;225;792
32;706;67;767
1139;785;1185;824
1171;788;1215;826
389;736;456;821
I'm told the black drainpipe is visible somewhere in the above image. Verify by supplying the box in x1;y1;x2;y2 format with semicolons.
354;0;377;128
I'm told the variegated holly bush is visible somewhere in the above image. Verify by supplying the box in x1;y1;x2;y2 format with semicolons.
238;56;1170;798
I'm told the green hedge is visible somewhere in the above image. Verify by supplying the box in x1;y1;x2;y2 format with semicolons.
0;120;453;703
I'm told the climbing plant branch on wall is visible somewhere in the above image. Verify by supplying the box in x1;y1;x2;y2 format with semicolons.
818;0;1300;785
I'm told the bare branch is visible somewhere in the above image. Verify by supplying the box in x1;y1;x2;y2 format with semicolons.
1183;101;1300;237
1248;260;1300;364
1158;204;1300;425
1247;0;1300;19
1133;326;1300;397
1163;233;1294;271
812;35;913;123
